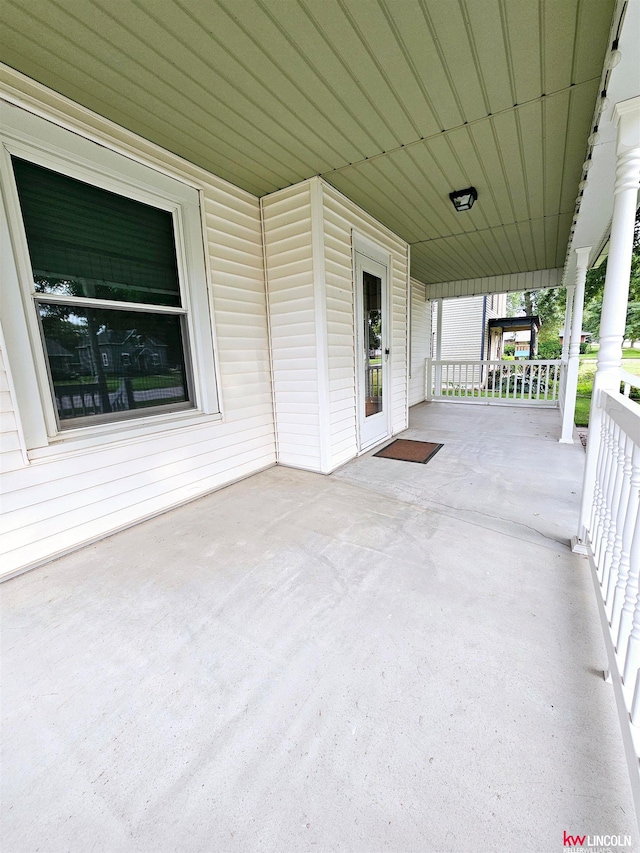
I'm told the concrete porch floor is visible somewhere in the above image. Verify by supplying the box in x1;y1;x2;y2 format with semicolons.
2;403;637;852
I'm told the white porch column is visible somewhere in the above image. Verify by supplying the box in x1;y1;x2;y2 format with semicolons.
560;248;590;443
577;96;640;546
559;281;575;409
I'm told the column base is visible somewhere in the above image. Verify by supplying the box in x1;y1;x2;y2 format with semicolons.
571;535;588;555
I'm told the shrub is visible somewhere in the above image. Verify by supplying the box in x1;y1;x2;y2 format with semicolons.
503;343;515;356
537;341;562;359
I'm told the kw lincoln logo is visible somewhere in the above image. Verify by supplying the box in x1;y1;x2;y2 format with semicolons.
563;831;633;852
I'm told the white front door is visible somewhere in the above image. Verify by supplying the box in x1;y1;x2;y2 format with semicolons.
355;250;390;450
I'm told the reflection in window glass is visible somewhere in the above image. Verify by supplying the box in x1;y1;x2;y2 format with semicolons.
13;154;194;427
363;271;383;417
39;305;189;421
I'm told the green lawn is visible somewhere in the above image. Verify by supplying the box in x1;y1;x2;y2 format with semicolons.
575;346;640;427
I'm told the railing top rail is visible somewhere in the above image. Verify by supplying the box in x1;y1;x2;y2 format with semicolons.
427;358;561;366
620;368;640;389
601;388;640;446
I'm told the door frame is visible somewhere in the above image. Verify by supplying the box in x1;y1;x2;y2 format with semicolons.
352;232;392;452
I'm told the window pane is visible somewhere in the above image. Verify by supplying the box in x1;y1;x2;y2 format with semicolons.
363;271;382;416
13;157;181;307
39;303;191;424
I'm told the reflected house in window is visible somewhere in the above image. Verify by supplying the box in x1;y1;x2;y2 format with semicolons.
76;328;169;376
44;338;75;380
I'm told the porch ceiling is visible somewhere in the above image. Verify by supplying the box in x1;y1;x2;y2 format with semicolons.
0;0;615;283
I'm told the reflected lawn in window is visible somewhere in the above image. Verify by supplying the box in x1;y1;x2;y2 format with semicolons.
39;304;191;422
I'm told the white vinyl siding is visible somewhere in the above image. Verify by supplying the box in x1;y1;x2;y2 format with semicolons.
438;292;508;361
261;184;321;471
0;100;275;580
0;328;28;474
322;183;409;466
409;279;431;407
425;269;562;300
0;86;411;578
263;178;409;474
440;296;486;360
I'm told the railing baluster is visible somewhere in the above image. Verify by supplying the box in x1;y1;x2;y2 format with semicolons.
607;434;635;621
615;443;640;655
593;416;616;569
599;423;623;595
623;519;640;690
589;412;611;571
631;669;640;726
580;387;640;783
545;363;550;401
423;359;563;406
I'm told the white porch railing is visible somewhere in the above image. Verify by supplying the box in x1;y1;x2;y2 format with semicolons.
426;358;561;406
584;389;640;772
621;368;640;399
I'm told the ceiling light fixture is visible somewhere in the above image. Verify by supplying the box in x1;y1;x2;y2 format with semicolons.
449;186;478;212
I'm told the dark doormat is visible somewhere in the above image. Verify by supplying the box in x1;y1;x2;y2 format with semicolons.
373;439;443;464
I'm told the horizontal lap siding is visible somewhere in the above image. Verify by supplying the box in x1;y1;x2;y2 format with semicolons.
0;340;26;474
262;184;321;472
322;182;408;464
425;269;562;300
323;202;357;468
441;296;485;360
0;145;275;579
409;279;430;407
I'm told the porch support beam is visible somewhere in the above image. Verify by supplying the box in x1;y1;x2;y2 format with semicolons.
577;96;640;545
560;248;590;443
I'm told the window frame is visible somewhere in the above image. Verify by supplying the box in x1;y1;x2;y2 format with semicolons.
0;103;221;454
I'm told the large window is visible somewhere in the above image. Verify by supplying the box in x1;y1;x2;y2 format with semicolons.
12;157;193;427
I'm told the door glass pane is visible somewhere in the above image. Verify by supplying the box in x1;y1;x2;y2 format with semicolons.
363;271;382;417
38;303;190;421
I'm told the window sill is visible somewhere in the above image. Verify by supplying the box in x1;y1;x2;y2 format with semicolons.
27;408;224;463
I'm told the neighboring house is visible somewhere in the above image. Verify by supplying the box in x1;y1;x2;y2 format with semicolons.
76;329;169;376
559;329;592;345
434;293;507;360
441;293;508;360
44;338;75;380
488;316;541;360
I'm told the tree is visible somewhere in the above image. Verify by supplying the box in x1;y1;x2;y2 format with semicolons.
583;213;640;341
505;287;566;343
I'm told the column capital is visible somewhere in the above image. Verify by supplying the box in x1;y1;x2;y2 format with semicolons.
613;96;640;153
574;246;592;269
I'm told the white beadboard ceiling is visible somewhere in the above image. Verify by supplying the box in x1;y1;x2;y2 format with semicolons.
0;0;615;283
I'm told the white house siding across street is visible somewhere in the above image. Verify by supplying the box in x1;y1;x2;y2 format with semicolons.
439;293;507;360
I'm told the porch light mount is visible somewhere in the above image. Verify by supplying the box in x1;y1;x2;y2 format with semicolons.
449;186;478;212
